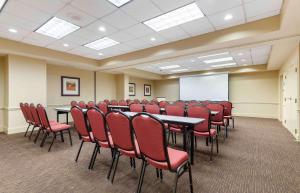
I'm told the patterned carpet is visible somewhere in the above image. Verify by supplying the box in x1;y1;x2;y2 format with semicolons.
0;117;299;193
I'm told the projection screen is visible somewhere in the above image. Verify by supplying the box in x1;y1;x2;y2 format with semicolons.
179;73;229;101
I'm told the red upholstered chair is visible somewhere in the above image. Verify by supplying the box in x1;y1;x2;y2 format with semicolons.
130;103;143;112
207;103;228;138
37;104;72;152
106;111;140;183
144;104;160;114
78;101;87;108
151;99;159;105
141;99;149;105
174;100;186;107
110;99;118;105
220;101;234;128
126;99;131;105
103;99;110;104
133;99;140;104
28;103;42;140
70;101;78;107
165;105;185;144
132;113;193;193
97;102;108;114
87;101;95;108
71;106;95;168
87;107;114;170
20;103;32;137
118;99;127;106
201;100;210;106
187;105;218;161
158;101;169;108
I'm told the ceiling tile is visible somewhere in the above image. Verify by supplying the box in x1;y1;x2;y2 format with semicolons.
85;20;118;36
101;10;138;30
67;46;94;56
108;31;135;43
139;34;168;46
0;12;40;31
196;0;242;15
17;0;66;15
245;0;283;18
207;6;245;30
61;28;103;45
0;23;31;41
251;45;271;57
151;0;194;12
123;23;154;38
56;4;97;27
22;32;57;47
158;26;190;42
124;38;152;50
180;17;215;36
46;40;79;52
71;0;116;19
247;10;280;22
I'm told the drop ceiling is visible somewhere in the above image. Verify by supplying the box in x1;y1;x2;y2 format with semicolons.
0;0;282;61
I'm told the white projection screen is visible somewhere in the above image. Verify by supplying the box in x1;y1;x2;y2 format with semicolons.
180;73;229;101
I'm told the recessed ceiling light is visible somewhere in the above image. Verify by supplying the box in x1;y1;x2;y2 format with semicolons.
144;3;204;32
237;53;244;56
107;0;131;7
150;37;156;41
197;52;229;59
98;53;103;56
159;65;180;70
0;0;8;12
98;26;106;32
84;37;119;50
171;68;188;72
35;17;80;39
224;14;233;21
8;28;17;33
63;43;69;47
204;57;234;64
211;63;236;68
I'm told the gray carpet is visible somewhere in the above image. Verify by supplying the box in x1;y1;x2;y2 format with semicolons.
0;117;299;193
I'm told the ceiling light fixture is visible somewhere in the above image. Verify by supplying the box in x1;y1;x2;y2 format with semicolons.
63;43;69;47
107;0;131;7
8;28;17;33
150;37;156;41
84;37;119;50
98;53;103;56
224;14;233;21
144;3;204;32
159;65;180;70
35;17;80;39
204;57;234;64
98;26;106;32
171;68;188;72
0;0;8;12
211;63;236;68
197;52;229;59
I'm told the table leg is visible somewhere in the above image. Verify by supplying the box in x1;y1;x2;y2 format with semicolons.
190;127;195;165
66;113;69;124
57;112;59;122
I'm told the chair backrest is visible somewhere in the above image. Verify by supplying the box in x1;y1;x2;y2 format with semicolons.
174;100;186;107
158;101;169;108
133;99;140;104
187;105;210;133
144;104;160;114
20;103;29;122
97;102;108;114
141;99;149;104
130;103;144;112
150;99;159;105
201;100;210;106
165;105;185;117
187;102;201;107
24;103;34;123
87;101;95;108
103;99;110;104
110;99;118;105
36;104;50;130
87;107;110;145
119;99;127;106
70;106;90;138
78;101;87;108
206;103;224;122
106;111;137;154
70;101;78;107
220;101;232;116
126;99;131;104
30;103;41;126
132;113;170;166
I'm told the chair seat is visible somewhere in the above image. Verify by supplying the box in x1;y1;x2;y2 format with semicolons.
146;147;188;170
97;132;114;148
120;138;140;158
211;121;225;126
49;120;59;125
82;132;95;142
48;123;71;132
194;129;217;137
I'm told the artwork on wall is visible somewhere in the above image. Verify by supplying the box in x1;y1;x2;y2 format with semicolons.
61;76;80;96
144;84;151;96
129;83;136;96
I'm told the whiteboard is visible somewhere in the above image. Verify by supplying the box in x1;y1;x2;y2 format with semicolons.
179;73;229;101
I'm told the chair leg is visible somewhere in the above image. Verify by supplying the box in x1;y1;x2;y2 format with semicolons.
232;117;235;128
107;149;116;179
68;129;72;146
156;168;159;179
174;133;177;144
91;145;99;170
132;158;136;169
137;161;147;193
225;125;228;138
173;172;179;193
210;137;213;161
28;126;36;140
216;135;219;154
34;128;42;144
24;124;31;137
40;132;49;147
89;143;98;169
159;169;163;181
206;137;208;146
194;137;197;149
188;163;194;193
60;131;64;142
75;141;84;162
111;151;120;183
48;132;56;152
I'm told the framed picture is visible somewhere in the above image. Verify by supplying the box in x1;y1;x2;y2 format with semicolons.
129;83;136;96
61;76;80;96
144;84;151;96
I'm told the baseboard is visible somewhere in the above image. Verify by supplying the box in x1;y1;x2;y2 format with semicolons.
4;126;26;135
233;113;278;119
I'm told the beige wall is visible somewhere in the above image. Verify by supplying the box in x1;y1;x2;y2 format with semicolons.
154;79;179;101
129;76;154;100
96;71;116;102
0;57;5;132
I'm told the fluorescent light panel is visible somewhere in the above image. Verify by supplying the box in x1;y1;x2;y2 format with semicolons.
211;63;236;68
84;37;119;50
159;65;180;70
171;69;188;72
107;0;131;7
204;57;233;64
197;52;229;59
0;0;7;11
144;3;204;31
35;17;80;39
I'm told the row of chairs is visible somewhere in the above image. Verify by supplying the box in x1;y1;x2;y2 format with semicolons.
20;103;72;151
71;106;194;193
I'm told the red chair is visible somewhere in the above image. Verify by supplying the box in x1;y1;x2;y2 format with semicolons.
118;99;127;106
103;99;110;104
78;101;87;108
201;101;210;106
158;101;169;108
106;110;140;183
132;113;193;193
130;103;143;112
87;107;114;170
126;99;131;105
110;99;118;105
220;101;234;128
20;103;32;137
207;103;227;138
174;100;186;107
141;99;149;104
28;103;42;140
71;106;95;168
165;105;185;144
187;105;218;161
133;99;140;104
97;102;108;114
87;101;95;108
144;104;160;114
70;101;77;107
150;99;159;105
37;104;72;152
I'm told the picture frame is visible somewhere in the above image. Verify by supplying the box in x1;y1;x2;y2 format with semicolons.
129;83;136;96
61;76;80;96
144;84;151;96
